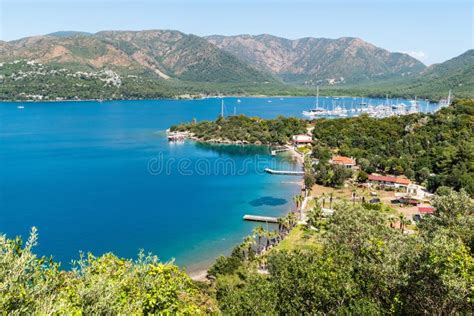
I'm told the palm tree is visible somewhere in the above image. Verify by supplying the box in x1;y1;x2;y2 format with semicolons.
399;215;410;233
264;230;273;250
293;195;301;209
277;217;284;234
287;212;297;228
253;225;265;252
398;214;407;232
307;206;322;229
321;193;327;208
242;235;255;259
388;215;397;229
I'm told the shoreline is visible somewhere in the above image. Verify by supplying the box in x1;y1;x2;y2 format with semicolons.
0;93;415;103
182;141;305;281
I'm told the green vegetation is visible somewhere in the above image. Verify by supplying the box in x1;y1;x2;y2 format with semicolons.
312;98;474;195
0;227;216;314
321;50;474;100
1;97;473;313
171;115;307;145
211;190;473;314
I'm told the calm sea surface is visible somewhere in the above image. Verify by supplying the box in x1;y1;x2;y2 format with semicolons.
0;97;439;270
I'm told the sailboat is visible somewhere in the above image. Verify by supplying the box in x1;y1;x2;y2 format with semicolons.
438;90;452;108
303;86;326;117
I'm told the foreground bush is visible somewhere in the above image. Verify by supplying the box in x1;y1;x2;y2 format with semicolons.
0;228;216;314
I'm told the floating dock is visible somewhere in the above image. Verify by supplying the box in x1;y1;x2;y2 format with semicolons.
243;215;279;223
264;168;304;175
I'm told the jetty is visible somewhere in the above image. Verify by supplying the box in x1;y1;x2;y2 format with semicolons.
243;215;279;223
271;146;289;156
264;168;304;176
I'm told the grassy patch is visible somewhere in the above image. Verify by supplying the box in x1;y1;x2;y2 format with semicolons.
273;226;322;252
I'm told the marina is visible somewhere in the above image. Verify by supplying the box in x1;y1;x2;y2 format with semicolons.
302;89;451;119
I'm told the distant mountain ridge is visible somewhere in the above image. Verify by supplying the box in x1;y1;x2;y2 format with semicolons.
0;29;471;100
0;30;272;84
206;34;426;84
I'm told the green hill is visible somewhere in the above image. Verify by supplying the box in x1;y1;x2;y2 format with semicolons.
325;50;474;99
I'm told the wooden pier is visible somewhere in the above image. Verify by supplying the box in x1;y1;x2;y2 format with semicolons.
243;215;279;223
264;168;304;175
271;146;289;156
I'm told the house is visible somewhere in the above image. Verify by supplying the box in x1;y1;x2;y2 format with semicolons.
394;183;433;202
292;134;312;146
404;184;433;201
330;156;357;169
368;174;411;189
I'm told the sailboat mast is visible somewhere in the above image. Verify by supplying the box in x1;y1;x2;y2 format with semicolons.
221;99;224;118
316;86;319;107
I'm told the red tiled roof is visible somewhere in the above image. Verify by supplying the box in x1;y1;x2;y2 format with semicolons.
331;156;356;165
368;174;411;185
418;206;435;214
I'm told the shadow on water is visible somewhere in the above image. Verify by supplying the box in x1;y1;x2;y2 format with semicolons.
194;142;271;157
249;196;288;207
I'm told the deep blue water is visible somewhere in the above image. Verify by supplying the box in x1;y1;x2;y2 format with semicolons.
0;97;439;270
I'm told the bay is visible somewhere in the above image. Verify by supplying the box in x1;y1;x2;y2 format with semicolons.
0;97;439;270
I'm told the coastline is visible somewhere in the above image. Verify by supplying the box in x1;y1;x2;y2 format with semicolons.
183;141;305;281
0;93;373;103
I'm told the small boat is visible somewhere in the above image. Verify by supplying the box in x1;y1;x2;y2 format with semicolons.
303;108;326;117
166;129;187;142
237;99;241;103
267;100;272;103
17;105;24;109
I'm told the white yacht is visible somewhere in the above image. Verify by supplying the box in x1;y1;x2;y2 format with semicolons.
302;86;327;117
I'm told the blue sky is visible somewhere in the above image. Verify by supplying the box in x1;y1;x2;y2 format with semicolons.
0;0;472;65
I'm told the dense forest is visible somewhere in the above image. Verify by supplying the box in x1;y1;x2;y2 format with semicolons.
171;115;307;145
312;98;474;195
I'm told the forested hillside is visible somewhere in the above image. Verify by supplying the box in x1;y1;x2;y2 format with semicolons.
312;98;474;195
324;50;474;99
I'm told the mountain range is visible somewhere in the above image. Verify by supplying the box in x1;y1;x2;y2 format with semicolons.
207;34;426;84
0;29;472;100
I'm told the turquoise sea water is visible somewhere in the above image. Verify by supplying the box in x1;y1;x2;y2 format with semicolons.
0;97;439;270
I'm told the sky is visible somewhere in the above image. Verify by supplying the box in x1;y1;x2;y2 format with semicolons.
0;0;472;65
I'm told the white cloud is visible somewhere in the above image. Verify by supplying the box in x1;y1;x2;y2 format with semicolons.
403;51;427;61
